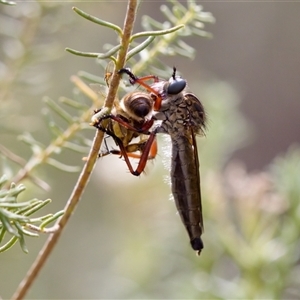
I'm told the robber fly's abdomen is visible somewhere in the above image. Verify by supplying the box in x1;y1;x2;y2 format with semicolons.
171;136;203;253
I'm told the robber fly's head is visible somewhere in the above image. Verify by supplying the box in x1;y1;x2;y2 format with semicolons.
149;67;187;111
120;91;154;122
165;67;187;95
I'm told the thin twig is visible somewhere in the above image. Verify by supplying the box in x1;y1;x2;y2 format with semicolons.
0;145;51;191
11;1;137;299
0;145;27;166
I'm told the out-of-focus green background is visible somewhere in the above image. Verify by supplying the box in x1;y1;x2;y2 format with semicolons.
1;1;300;299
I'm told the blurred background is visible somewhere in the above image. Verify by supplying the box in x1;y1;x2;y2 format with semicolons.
1;1;300;299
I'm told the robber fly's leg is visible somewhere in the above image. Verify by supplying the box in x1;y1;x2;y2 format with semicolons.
119;68;159;84
114;131;157;176
94;113;154;135
93;113;140;135
109;115;154;133
132;132;157;175
92;107;157;175
126;138;157;160
93;115;157;175
118;68;163;111
110;137;157;160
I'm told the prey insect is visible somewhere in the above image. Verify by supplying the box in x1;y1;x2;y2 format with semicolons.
92;65;158;176
118;67;206;255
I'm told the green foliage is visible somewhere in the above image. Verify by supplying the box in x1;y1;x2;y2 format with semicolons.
66;0;215;78
132;0;215;75
0;175;63;253
0;2;98;253
0;76;101;184
199;144;300;299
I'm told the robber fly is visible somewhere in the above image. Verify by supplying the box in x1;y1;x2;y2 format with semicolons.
118;67;206;255
92;64;157;175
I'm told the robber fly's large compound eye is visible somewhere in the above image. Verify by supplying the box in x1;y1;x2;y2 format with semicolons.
167;77;187;95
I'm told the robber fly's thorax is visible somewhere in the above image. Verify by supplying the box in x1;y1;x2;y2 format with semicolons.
151;81;205;138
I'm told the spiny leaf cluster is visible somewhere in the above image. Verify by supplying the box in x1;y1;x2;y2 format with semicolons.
66;0;215;81
0;175;63;253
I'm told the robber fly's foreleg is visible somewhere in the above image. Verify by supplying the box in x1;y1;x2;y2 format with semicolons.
112;131;157;176
118;68;163;111
98;127;157;176
93;113;157;176
109;137;157;160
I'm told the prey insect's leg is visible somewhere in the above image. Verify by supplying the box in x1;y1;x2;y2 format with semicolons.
93;124;118;158
98;136;112;158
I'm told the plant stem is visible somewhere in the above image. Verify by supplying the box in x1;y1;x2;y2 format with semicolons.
11;1;137;299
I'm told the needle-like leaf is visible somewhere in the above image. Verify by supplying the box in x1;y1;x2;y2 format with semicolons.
72;6;122;36
46;158;80;172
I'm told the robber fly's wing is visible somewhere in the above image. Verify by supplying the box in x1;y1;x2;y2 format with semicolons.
184;93;206;135
170;130;203;253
